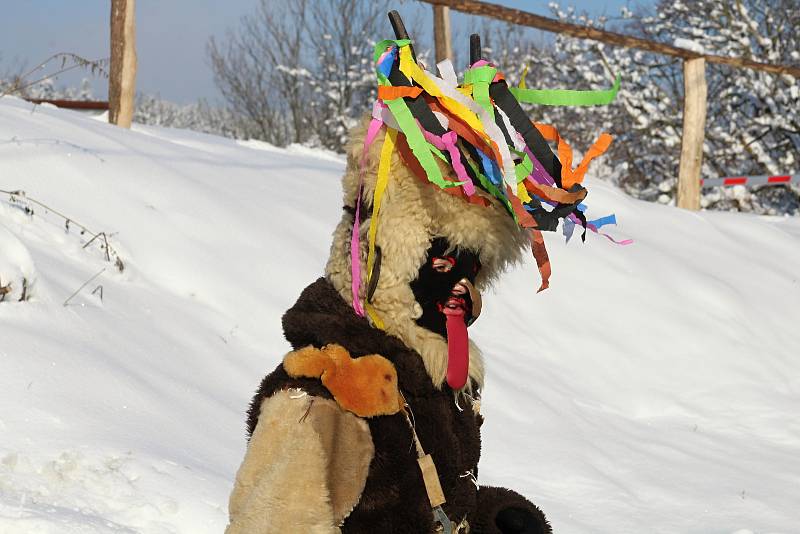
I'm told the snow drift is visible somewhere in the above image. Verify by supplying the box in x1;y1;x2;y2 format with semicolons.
1;97;798;534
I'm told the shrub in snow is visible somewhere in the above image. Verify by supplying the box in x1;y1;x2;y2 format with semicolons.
0;223;36;302
21;78;95;102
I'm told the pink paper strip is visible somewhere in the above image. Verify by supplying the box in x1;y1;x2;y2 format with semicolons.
350;117;384;317
422;130;476;196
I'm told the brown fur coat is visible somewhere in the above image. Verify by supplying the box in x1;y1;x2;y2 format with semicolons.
225;278;550;533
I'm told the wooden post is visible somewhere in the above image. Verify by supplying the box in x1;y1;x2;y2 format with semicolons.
109;0;137;128
677;58;707;211
433;6;453;63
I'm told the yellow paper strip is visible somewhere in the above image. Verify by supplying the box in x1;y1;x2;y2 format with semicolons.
365;128;396;330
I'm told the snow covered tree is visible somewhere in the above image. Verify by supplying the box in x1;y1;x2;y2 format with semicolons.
133;94;250;139
512;0;799;215
304;0;395;150
0;77;95;101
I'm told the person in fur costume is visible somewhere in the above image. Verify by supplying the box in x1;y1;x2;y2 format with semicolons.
226;18;623;534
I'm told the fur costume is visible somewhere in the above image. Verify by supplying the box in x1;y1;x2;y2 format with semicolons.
229;279;550;533
225;119;553;533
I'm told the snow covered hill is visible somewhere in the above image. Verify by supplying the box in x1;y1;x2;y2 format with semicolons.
1;97;798;534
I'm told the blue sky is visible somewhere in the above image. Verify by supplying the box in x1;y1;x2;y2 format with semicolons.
1;0;647;104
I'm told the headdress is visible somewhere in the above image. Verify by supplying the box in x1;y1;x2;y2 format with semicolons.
325;12;629;389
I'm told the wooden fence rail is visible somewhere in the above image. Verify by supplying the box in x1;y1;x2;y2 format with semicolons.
24;99;109;111
420;0;800;77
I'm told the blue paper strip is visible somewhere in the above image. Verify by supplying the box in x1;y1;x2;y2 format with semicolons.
587;214;617;229
476;149;503;187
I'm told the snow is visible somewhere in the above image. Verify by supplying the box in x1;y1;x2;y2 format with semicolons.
1;96;799;534
673;37;706;54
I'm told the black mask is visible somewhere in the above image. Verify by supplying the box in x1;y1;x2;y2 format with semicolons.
410;237;481;338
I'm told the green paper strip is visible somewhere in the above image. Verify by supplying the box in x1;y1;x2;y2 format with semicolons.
384;98;464;189
427;143;447;162
515;153;534;184
463;66;497;85
509;74;621;106
509;147;535;184
464;66;497;118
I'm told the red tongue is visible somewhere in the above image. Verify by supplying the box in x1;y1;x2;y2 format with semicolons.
443;307;469;390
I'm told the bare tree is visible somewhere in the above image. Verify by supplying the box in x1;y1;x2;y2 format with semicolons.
208;0;313;146
208;0;393;150
207;35;287;145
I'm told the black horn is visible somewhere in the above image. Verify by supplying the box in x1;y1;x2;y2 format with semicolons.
388;10;409;40
388;10;417;62
470;33;482;65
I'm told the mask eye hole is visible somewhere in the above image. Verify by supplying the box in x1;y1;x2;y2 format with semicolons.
432;256;455;273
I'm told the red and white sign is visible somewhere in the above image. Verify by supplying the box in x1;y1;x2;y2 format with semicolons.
702;174;799;188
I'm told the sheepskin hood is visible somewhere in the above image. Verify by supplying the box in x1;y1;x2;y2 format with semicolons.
325;117;530;388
